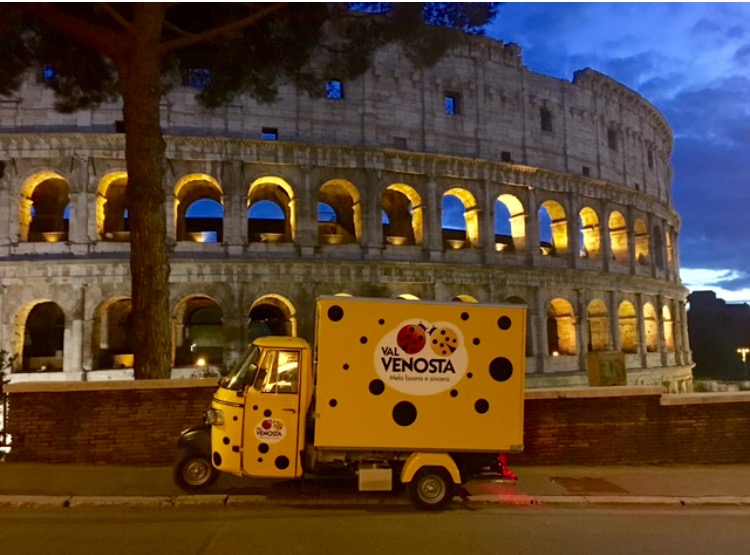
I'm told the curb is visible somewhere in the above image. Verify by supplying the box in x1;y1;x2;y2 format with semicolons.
2;494;750;509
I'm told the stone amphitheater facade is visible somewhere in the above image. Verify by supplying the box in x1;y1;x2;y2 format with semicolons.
0;37;693;391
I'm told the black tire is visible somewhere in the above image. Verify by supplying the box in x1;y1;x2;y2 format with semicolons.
173;450;219;492
407;467;455;510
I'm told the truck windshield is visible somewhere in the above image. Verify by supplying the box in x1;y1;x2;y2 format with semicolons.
220;345;260;391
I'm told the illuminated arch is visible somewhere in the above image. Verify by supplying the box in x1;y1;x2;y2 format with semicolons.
608;211;628;263
494;194;525;252
92;297;133;370
96;171;129;241
173;174;224;242
618;301;638;353
662;305;675;352
382;183;423;246
18;171;70;242
579;207;601;259
13;299;65;372
547;298;576;355
173;294;224;367
539;200;568;256
587;299;609;352
318;179;362;245
442;187;479;249
643;303;658;352
634;219;649;265
452;295;478;303
247;176;296;243
249;294;297;338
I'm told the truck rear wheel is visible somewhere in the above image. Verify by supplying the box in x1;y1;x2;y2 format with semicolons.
173;450;219;492
408;467;455;510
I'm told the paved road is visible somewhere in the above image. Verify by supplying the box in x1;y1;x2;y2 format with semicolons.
2;505;749;555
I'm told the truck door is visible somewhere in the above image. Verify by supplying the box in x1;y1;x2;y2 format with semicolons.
242;348;303;478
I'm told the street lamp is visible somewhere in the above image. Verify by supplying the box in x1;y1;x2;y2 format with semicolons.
737;347;750;379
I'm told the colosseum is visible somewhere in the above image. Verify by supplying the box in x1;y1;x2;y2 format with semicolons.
0;36;693;391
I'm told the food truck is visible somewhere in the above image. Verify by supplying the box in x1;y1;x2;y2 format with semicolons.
174;296;526;509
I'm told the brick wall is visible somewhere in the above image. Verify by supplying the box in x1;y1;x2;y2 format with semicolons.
5;383;750;465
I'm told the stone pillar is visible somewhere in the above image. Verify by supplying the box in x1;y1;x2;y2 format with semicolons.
63;285;86;375
610;291;621;352
635;293;647;368
575;289;587;368
627;206;637;275
363;169;382;258
526;189;539;265
222;160;245;253
165;192;176;243
481;184;495;260
296;166;318;256
533;287;546;373
426;178;443;261
68;156;90;246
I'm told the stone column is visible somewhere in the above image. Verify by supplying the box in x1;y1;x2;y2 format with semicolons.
222;160;245;254
481;183;495;260
635;293;647;368
609;290;621;352
296;166;318;257
68;156;90;248
575;289;587;369
165;192;176;244
426;178;443;261
363;169;383;258
63;285;86;376
526;189;539;265
533;287;546;373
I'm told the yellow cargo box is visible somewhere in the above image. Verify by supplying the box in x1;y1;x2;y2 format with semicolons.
314;296;526;452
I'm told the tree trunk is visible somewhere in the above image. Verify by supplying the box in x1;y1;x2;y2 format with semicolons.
118;7;171;379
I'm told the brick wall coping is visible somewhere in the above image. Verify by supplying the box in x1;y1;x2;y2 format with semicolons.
659;391;750;406
4;378;218;394
525;385;666;400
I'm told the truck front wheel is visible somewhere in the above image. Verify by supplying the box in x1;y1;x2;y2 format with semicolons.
173;450;219;492
408;467;455;510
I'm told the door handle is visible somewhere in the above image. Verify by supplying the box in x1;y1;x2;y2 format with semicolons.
283;408;296;413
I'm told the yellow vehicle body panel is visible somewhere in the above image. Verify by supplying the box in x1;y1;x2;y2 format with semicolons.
314;296;526;452
210;387;246;477
401;452;461;484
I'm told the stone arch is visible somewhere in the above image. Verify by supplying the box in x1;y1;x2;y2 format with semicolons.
247;176;296;243
579;207;601;259
174;173;224;243
452;294;478;303
394;293;421;301
587;299;609;352
19;171;71;242
634;219;649;265
506;295;532;357
92;297;133;370
96;172;130;241
382;183;423;246
643;302;658;352
173;295;224;367
494;193;525;252
666;227;675;270
662;304;675;352
538;200;568;256
442;187;479;249
546;298;576;355
318;179;361;245
14;300;65;372
653;224;664;269
608;211;628;263
249;294;297;340
618;301;639;353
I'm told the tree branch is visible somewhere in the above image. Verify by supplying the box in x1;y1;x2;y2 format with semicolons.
99;3;135;33
159;2;289;54
27;3;127;60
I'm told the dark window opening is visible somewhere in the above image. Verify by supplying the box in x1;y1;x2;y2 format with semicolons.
501;151;512;163
582;166;590;177
186;69;211;90
444;92;461;115
608;128;618;151
393;137;408;149
540;108;553;132
326;80;344;100
648;150;654;169
261;127;278;141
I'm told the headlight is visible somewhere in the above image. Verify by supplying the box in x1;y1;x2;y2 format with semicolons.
205;408;224;426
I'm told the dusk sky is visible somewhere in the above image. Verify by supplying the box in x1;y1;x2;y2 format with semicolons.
488;2;750;303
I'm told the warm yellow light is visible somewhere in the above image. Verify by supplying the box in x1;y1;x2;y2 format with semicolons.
196;357;206;367
552;351;559;357
737;348;750;361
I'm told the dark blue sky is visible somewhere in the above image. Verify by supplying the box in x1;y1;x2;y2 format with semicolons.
489;2;750;302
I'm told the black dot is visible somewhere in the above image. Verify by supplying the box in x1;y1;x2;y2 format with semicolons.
213;452;222;466
328;306;344;322
369;379;385;395
264;409;272;417
450;389;458;398
275;456;290;470
258;443;269;454
432;339;438;344
223;437;230;445
360;336;368;344
461;312;469;321
498;316;512;330
253;405;258;411
258;458;263;463
379;319;385;325
343;364;349;370
473;338;480;345
475;399;489;414
467;372;473;379
392;401;418;427
329;399;338;407
233;416;238;421
489;357;513;382
440;329;446;335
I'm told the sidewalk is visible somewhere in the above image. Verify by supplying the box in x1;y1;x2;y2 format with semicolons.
2;462;750;508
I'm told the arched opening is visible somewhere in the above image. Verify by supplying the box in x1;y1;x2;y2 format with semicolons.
538;201;568;256
442;187;479;250
175;174;224;243
662;305;675;352
587;299;609;352
318;179;361;245
92;298;134;370
618;301;639;354
173;296;224;367
653;224;664;269
395;294;421;301
247;177;295;243
248;295;296;340
634;219;649;265
97;172;130;241
546;298;576;356
506;295;532;357
666;228;675;270
643;303;658;352
452;295;478;303
382;184;423;246
578;207;601;259
20;172;70;243
18;301;65;372
608;211;628;263
494;194;525;252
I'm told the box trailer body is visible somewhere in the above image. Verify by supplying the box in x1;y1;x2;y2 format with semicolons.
174;296;526;509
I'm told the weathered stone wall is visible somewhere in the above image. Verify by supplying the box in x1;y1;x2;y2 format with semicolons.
6;382;748;466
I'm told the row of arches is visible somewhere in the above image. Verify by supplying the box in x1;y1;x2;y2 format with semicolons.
12;291;677;374
17;171;676;269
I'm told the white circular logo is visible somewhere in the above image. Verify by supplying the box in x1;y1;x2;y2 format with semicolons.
254;418;286;443
374;319;467;395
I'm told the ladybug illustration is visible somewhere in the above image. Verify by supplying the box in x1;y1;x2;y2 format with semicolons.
397;324;426;355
